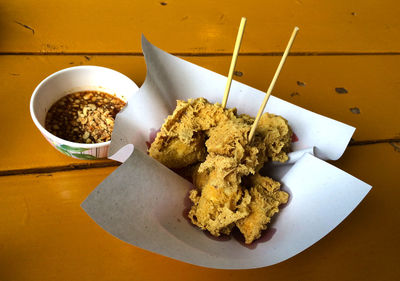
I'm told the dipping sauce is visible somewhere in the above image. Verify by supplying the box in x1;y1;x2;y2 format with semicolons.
45;91;126;144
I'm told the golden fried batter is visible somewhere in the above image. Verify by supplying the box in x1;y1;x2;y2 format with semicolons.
237;173;289;244
149;98;291;243
149;134;206;169
257;113;292;162
149;98;235;168
189;184;251;236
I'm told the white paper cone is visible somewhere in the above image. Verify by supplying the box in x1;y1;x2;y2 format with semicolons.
82;36;371;269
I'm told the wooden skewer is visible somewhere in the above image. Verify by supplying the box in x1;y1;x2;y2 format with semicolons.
248;26;299;142
221;17;247;108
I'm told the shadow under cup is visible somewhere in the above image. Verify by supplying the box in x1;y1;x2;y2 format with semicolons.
30;66;138;160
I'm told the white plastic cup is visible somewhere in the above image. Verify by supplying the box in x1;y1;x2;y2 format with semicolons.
30;66;138;160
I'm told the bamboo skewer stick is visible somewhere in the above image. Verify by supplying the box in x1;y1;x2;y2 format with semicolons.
248;27;299;142
221;17;247;108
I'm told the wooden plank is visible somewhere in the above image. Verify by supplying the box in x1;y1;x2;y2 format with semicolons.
0;0;400;53
0;144;398;280
1;55;399;172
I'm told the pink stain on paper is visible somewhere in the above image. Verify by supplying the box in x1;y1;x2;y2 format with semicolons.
231;227;277;249
291;132;299;143
145;128;161;149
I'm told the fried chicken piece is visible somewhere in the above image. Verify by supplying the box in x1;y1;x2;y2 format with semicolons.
149;133;206;169
205;118;260;169
149;98;236;168
236;173;289;244
257;113;292;162
188;184;251;236
199;118;258;185
188;118;268;236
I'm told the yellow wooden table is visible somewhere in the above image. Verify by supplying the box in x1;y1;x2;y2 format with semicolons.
1;1;399;280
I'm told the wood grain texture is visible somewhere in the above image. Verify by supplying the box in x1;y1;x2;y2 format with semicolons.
0;0;399;54
0;54;399;171
0;1;398;280
0;144;399;281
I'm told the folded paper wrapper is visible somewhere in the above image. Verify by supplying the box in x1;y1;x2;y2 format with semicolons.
81;36;372;269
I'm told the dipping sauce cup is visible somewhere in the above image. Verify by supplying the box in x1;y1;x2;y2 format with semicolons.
30;66;138;160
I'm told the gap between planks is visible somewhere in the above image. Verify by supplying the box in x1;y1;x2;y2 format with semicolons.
0;139;398;177
1;52;400;57
0;161;120;177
